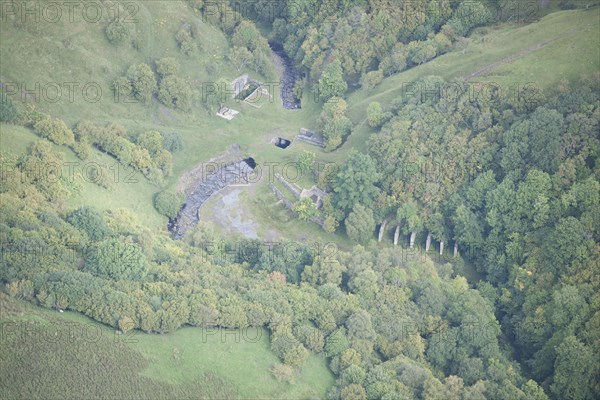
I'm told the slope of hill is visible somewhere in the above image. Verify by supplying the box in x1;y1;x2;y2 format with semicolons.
0;293;333;399
344;8;600;151
0;0;324;230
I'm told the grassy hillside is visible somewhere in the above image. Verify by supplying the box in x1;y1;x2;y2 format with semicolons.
2;5;598;230
221;7;600;246
344;8;600;151
4;4;595;238
0;293;333;399
0;0;325;231
0;1;337;384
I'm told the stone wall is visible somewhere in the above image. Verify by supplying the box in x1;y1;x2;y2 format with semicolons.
269;182;295;211
296;128;325;148
269;183;324;227
275;173;302;198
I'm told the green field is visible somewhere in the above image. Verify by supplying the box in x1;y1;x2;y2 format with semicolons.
0;294;334;399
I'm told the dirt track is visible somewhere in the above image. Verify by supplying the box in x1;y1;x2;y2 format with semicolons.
464;27;581;81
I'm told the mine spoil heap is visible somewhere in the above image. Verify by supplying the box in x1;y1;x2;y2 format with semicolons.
170;159;255;239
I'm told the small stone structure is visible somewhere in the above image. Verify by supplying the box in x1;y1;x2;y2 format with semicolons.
300;186;327;209
378;220;388;242
270;182;295;209
216;107;239;120
296;128;325;148
270;174;326;226
231;74;264;99
244;86;272;107
275;173;302;198
394;224;401;245
269;183;324;226
273;137;292;149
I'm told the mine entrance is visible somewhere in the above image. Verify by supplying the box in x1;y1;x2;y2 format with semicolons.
244;157;257;169
275;137;291;149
